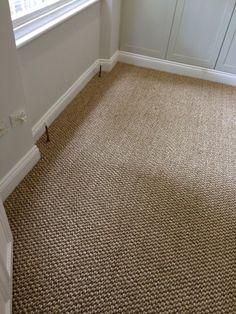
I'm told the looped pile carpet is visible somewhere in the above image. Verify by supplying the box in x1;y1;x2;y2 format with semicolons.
5;63;236;313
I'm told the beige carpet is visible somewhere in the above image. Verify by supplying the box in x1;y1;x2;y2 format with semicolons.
5;63;236;313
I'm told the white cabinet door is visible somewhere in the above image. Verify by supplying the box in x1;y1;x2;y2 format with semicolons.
0;200;13;314
216;7;236;74
120;0;177;59
167;0;236;68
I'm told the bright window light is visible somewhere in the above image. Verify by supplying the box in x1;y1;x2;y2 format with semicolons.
8;0;93;47
9;0;62;20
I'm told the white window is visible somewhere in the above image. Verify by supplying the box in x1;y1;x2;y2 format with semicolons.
9;0;97;48
9;0;64;22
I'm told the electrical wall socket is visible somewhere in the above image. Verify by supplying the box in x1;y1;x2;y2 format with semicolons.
10;110;27;128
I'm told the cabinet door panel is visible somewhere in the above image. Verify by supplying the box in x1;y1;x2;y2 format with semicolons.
120;0;177;59
216;7;236;74
167;0;236;68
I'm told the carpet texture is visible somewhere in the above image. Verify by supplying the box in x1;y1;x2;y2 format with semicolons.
5;63;236;313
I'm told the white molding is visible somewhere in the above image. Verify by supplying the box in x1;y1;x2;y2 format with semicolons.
0;146;40;202
99;51;120;72
32;60;100;141
118;51;236;87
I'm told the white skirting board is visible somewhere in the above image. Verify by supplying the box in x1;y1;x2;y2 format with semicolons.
32;52;120;142
99;51;120;72
32;60;100;142
118;51;236;87
0;145;41;202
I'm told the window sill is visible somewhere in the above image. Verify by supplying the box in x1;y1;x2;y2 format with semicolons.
15;0;99;49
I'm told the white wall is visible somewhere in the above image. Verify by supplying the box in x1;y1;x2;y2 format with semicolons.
100;0;122;59
18;1;101;127
111;0;122;55
0;0;34;180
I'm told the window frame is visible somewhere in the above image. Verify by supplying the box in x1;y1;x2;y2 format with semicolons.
12;0;98;48
12;0;75;28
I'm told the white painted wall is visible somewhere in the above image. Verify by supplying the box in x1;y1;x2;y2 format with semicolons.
111;0;122;56
18;1;101;127
100;0;122;59
0;0;34;180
